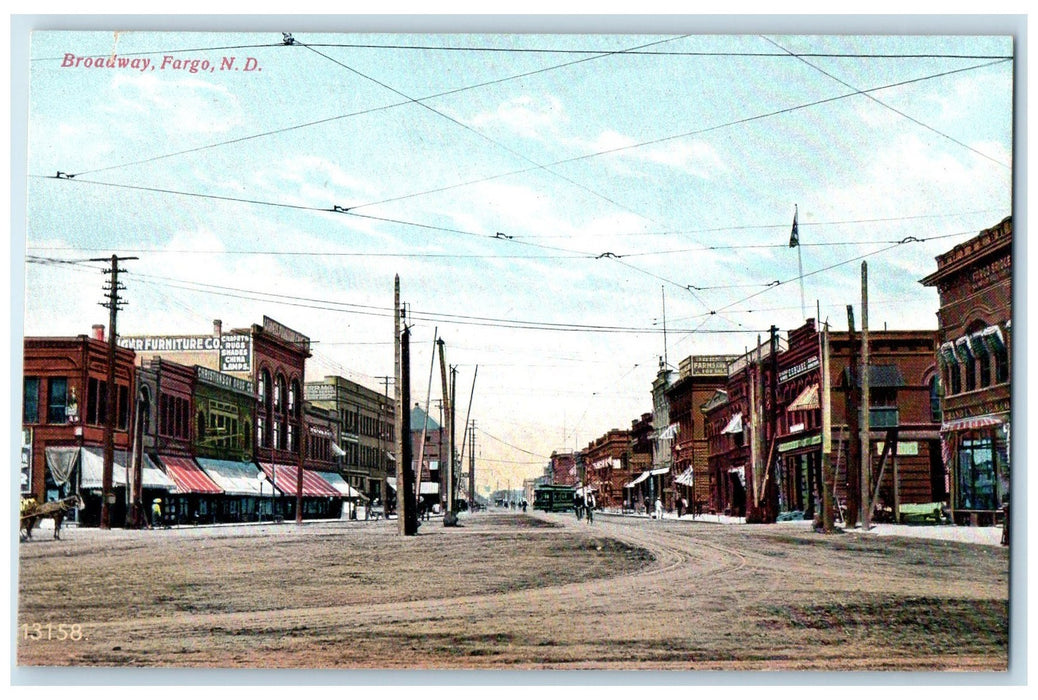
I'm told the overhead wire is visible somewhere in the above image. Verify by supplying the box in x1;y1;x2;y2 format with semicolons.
760;35;1010;170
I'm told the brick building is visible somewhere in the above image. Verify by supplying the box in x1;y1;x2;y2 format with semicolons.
22;328;139;525
776;321;943;522
548;450;578;486
667;355;736;512
583;428;632;509
921;216;1012;525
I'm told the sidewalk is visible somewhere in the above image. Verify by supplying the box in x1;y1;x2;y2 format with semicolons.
603;508;1007;546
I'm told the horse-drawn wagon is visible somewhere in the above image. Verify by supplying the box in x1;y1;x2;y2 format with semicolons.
19;494;83;540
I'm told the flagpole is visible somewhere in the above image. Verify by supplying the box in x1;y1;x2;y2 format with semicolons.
798;242;806;320
790;204;806;320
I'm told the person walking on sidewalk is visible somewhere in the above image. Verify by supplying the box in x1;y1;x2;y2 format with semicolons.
586;491;595;524
654;497;663;521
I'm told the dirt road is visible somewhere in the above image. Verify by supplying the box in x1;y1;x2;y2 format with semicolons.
17;510;1008;670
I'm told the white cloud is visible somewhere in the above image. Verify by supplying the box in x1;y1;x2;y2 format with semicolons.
466;94;567;140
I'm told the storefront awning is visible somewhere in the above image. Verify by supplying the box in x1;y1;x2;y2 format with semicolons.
649;466;670;476
721;412;743;435
675;466;695;487
624;470;651;488
940;415;1005;433
385;477;440;495
155;454;222;495
321;471;367;500
330;441;347;457
80;447;173;490
259;463;341;498
787;383;819;412
196;458;264;496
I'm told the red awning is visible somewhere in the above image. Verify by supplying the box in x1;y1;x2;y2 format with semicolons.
940;416;1005;433
159;455;223;494
258;463;341;498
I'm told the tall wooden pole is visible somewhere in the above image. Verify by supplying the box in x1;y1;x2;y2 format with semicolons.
436;339;451;514
820;319;834;533
400;325;417;535
860;262;871;530
90;254;136;530
449;365;457;514
845;305;860;529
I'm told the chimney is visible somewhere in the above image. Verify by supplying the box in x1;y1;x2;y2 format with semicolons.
213;319;223;337
92;324;105;341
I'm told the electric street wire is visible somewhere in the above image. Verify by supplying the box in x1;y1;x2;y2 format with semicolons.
760;35;1009;169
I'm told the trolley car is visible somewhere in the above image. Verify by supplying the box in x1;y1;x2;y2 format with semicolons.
533;484;575;512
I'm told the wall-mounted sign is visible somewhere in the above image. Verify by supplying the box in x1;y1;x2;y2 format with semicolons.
219;333;252;373
21;428;32;495
196;365;253;394
874;441;919;456
305;384;338;401
687;355;739;377
262;316;310;352
779;355;820;384
119;335;221;352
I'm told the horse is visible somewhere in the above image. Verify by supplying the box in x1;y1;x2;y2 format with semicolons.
20;494;84;541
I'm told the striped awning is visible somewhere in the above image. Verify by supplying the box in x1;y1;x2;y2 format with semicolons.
721;412;743;435
940;415;1005;433
624;470;651;488
321;471;367;500
80;448;174;490
259;463;341;498
157;455;222;495
196;458;263;496
787;383;820;412
675;466;695;487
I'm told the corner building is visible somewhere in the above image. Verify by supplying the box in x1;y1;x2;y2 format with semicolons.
921;216;1012;526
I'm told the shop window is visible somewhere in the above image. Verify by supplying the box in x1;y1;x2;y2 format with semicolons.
23;377;39;424
47;377;68;424
956;435;998;511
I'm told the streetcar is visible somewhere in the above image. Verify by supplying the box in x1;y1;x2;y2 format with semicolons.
533;484;575;512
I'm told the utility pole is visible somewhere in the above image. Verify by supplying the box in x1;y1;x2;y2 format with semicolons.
449;364;457;517
296;392;305;525
767;324;779;523
436;339;451;519
399;321;417;535
394;276;417;535
90;254;136;530
845;305;860;529
860;262;871;531
376;375;392;505
820;318;834;533
468;420;476;508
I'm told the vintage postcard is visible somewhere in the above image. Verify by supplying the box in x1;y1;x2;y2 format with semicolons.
14;20;1016;679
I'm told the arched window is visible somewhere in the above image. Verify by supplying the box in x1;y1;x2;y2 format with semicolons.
276;375;286;414
290;379;300;418
261;370;272;414
928;375;941;423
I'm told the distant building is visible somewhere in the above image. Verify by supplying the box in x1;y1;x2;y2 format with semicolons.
305;375;395;504
666;355;735;512
921;216;1012;526
548;451;578;486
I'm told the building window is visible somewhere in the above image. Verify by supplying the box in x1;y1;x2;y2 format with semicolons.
275;376;286;414
47;377;68;424
118;384;130;431
928;376;941;423
23;377;40;424
956;434;998;511
948;363;961;396
257;416;265;449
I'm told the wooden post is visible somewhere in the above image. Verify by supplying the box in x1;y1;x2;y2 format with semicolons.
860;262;871;531
820;319;834;533
845;305;860;529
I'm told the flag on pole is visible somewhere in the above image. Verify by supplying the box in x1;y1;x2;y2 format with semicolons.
789;204;799;247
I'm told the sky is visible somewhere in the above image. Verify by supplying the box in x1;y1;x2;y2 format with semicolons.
16;22;1016;495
